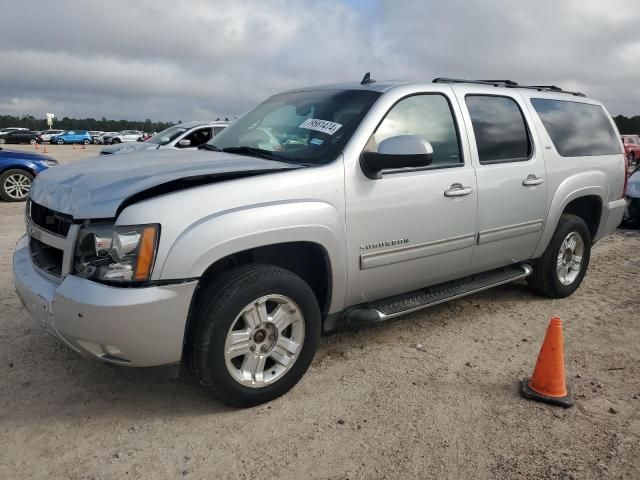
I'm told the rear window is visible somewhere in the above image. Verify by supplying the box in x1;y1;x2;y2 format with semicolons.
530;98;621;157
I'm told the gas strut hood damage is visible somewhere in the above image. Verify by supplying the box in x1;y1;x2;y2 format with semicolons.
29;149;303;219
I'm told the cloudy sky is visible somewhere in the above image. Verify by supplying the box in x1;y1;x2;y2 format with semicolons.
1;0;638;122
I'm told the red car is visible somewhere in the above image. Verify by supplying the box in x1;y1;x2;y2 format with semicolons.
622;134;640;165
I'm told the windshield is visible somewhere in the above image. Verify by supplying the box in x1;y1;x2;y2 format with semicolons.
206;89;381;164
144;126;188;145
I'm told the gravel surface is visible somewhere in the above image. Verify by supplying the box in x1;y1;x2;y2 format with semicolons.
1;145;639;479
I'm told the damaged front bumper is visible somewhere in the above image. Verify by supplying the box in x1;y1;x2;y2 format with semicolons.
13;235;197;369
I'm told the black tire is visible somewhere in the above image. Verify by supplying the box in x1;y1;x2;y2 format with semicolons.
29;138;37;145
112;138;121;144
57;138;64;145
0;138;6;144
528;214;591;298
190;264;321;407
83;139;90;145
0;168;34;202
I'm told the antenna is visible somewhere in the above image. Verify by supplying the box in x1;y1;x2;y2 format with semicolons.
361;72;375;85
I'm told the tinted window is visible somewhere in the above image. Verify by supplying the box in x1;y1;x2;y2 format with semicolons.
466;95;531;163
531;98;621;157
369;94;461;167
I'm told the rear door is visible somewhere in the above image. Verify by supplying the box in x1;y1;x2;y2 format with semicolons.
453;87;547;273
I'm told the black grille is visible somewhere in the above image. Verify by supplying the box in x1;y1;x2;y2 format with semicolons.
30;237;63;277
29;200;74;236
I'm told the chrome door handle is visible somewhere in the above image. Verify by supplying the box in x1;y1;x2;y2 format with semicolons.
522;174;544;186
444;183;473;197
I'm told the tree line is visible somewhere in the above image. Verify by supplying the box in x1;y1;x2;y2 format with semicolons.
0;115;175;133
613;115;640;135
2;113;640;135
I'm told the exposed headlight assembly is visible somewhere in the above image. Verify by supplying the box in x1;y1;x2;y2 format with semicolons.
73;224;159;283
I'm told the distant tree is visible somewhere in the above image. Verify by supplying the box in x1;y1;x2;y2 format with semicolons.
0;115;174;133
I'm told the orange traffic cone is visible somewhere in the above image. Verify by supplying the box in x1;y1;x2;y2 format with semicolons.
521;316;574;408
35;142;39;149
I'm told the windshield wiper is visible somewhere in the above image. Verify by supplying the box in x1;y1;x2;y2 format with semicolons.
221;146;287;161
198;143;222;151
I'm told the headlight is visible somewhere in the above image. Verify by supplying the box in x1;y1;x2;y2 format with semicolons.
42;160;58;167
73;224;159;283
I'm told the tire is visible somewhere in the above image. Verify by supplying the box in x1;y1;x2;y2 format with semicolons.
113;138;121;144
57;138;64;145
528;214;591;298
190;264;321;407
83;139;90;145
0;138;6;144
0;169;34;202
29;138;37;145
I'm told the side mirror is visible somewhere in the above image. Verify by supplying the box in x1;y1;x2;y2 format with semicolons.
177;139;192;147
360;135;433;179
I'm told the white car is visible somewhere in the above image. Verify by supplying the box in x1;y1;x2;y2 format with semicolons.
39;129;64;143
100;121;229;155
108;130;143;144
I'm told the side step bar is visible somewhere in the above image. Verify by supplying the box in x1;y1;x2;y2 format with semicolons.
339;264;532;329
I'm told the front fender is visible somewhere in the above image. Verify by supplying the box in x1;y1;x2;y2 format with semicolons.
533;171;607;258
158;200;347;313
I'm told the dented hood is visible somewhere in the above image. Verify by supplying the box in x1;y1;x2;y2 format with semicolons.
29;149;301;219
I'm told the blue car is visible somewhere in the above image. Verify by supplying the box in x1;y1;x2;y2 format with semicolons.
0;147;58;201
50;130;93;145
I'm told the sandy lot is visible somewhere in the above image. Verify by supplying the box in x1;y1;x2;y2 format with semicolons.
1;144;639;479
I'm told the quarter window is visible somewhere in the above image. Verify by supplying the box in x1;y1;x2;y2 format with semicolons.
369;94;462;167
466;95;531;164
531;98;621;157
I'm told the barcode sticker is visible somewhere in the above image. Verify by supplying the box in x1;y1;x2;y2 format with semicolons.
299;118;342;135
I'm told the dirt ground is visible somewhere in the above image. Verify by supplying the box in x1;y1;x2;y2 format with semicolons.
1;144;639;479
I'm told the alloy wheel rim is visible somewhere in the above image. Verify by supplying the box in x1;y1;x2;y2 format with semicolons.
556;231;584;285
224;294;305;388
4;173;31;200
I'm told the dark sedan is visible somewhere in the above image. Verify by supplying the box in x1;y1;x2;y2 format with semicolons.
0;148;58;201
0;130;43;145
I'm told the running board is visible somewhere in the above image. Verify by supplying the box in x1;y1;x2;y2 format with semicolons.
340;264;532;328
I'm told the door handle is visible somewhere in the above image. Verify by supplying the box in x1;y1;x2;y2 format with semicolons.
444;183;473;197
522;174;544;186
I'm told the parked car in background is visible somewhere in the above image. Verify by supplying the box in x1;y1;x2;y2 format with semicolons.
621;134;640;165
97;132;118;144
39;129;64;143
105;130;143;144
622;164;640;227
89;131;105;144
100;121;229;155
0;130;43;145
50;130;93;145
0;147;58;201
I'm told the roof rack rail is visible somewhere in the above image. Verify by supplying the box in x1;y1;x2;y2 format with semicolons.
432;78;586;97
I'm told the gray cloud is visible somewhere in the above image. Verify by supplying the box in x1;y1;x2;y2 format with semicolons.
0;0;638;121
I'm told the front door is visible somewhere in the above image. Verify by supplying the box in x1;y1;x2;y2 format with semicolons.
345;88;478;305
454;88;547;273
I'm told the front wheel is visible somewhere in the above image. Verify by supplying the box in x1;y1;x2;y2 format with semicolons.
83;139;90;145
0;169;34;202
29;138;37;145
56;138;64;145
190;264;321;407
528;214;591;298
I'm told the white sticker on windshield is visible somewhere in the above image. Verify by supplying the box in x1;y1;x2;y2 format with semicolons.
299;118;342;135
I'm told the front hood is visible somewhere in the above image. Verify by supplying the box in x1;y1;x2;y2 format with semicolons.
29;149;301;219
100;143;160;155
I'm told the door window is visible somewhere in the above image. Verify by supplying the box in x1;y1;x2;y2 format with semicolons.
367;94;462;167
181;127;212;147
466;95;532;164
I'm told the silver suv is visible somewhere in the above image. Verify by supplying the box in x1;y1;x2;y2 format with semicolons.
99;121;229;155
13;77;626;407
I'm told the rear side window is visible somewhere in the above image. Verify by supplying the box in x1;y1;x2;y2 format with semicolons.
530;98;621;157
466;95;531;164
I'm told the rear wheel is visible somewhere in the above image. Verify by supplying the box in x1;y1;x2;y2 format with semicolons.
113;138;121;144
190;264;321;407
57;138;64;145
528;214;591;298
0;169;34;202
